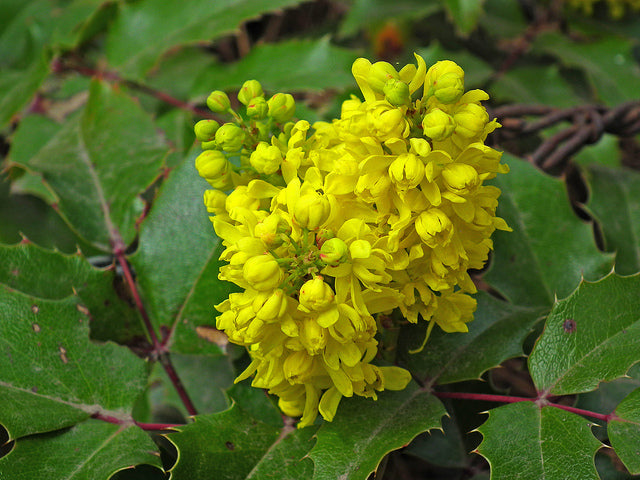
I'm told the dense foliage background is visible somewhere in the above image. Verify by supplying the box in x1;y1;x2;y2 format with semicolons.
1;0;639;479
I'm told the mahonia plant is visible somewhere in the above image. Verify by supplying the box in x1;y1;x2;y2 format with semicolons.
194;53;510;428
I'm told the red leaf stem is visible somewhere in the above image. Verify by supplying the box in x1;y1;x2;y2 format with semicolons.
433;391;613;422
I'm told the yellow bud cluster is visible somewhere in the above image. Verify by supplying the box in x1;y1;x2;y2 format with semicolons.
564;0;640;18
195;53;510;427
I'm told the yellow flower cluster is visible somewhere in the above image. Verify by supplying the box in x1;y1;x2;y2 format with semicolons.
195;53;510;427
565;0;640;17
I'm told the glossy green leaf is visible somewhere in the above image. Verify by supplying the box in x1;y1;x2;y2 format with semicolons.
225;383;284;428
105;0;304;79
246;426;317;479
0;420;161;480
531;32;640;105
609;387;640;474
0;243;143;343
444;0;486;35
399;291;545;384
192;38;358;94
130;154;236;355
485;154;614;308
0;287;148;440
529;273;640;396
477;402;602;480
167;404;281;479
310;383;446;480
583;165;640;275
490;65;582;107
13;80;167;251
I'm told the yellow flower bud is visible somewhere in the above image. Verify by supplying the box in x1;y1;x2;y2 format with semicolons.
254;213;290;247
453;103;489;138
225;185;260;212
254;289;288;322
246;96;268;119
206;90;231;113
215;123;246;152
425;60;464;96
243;255;284;291
268;93;296;123
249;142;283;175
410;138;432;157
299;276;335;312
383;79;410;106
203;189;227;214
442;163;479;194
293;190;331;230
433;72;464;104
195;150;230;187
388;153;425;190
320;237;349;266
237;80;264;105
422;108;455;141
370;104;409;141
367;61;400;93
416;208;454;247
300;318;327;355
194;119;220;142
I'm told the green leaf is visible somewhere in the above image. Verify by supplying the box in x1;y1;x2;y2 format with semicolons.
479;0;527;38
167;404;281;479
105;0;304;79
226;383;284;428
404;414;469;469
338;0;441;38
484;153;613;308
147;354;234;417
490;65;582;107
0;419;161;480
609;387;640;474
0;242;142;343
130;154;236;355
246;426;317;479
0;287;148;440
399;292;544;384
583;165;640;275
477;402;602;480
309;383;446;480
0;52;50;128
529;273;640;396
13;80;167;251
531;32;640;105
192;38;358;94
577;364;640;420
444;0;486;35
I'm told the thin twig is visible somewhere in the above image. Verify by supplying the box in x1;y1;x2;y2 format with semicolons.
93;412;183;431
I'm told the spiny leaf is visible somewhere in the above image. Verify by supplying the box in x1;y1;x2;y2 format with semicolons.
0;287;148;440
246;426;317;479
191;38;358;94
583;165;640;275
309;383;446;480
529;273;640;396
0;419;161;480
0;242;143;343
167;404;282;480
476;402;602;480
10;80;168;251
398;291;545;384
105;0;305;79
485;153;614;308
130;154;236;356
609;387;640;474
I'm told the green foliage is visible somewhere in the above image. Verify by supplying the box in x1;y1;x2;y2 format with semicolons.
1;0;640;478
